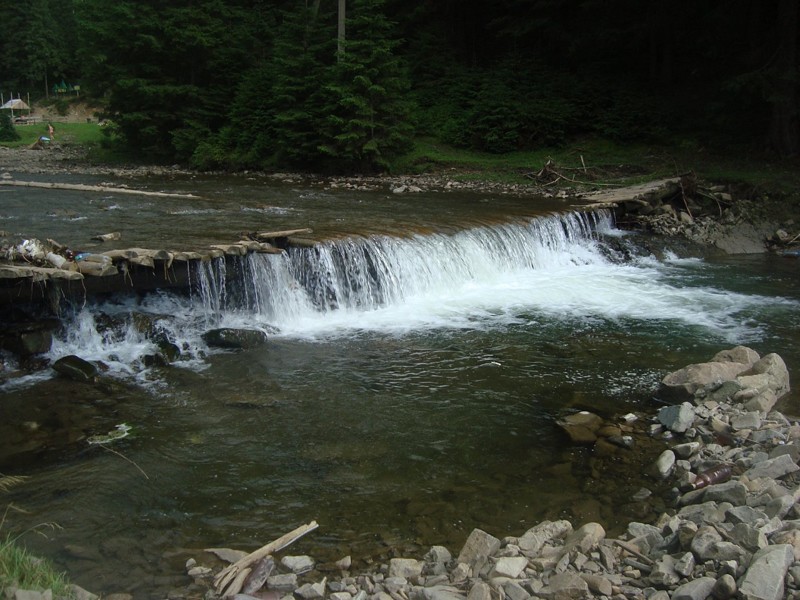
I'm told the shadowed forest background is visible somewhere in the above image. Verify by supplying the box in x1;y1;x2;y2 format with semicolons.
1;0;797;172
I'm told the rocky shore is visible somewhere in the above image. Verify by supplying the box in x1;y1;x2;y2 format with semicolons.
5;343;797;600
137;346;795;600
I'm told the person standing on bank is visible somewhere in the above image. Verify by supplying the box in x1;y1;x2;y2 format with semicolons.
47;123;55;140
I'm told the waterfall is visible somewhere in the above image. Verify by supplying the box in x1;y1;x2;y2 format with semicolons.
188;210;614;328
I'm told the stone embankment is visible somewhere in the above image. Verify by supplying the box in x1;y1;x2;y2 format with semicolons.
124;345;797;600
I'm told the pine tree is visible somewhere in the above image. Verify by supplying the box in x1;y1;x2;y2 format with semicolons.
0;113;21;142
317;0;414;172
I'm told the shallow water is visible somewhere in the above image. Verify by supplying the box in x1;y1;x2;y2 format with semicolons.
1;174;799;598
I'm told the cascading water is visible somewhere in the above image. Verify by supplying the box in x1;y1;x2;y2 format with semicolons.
175;209;786;344
189;210;608;322
4;202;800;598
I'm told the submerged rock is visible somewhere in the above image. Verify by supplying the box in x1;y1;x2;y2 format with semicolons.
202;328;268;349
52;355;98;382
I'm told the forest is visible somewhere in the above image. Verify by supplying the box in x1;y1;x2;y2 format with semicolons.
0;0;797;173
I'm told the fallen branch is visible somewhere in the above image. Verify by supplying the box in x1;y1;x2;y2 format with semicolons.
214;520;319;597
0;179;200;199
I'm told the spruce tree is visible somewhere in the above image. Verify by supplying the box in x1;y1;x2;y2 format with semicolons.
317;0;414;172
0;113;21;142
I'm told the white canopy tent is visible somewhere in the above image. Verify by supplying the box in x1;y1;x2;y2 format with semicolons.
1;98;31;118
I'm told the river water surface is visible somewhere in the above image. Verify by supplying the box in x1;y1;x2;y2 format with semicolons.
1;173;799;597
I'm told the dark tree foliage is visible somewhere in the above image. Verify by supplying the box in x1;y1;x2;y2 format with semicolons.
0;0;77;96
0;112;21;142
316;0;415;172
4;0;798;166
75;0;260;161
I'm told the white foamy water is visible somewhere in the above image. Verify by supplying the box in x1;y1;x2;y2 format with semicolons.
39;210;796;379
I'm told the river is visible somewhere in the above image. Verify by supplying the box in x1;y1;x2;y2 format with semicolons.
1;173;799;597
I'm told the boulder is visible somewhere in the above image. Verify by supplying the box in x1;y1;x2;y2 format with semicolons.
518;520;572;555
388;558;423;580
540;572;588;600
457;529;501;573
672;577;716;600
202;328;268;349
742;453;799;480
660;361;753;402
738;544;794;600
657;402;696;433
52;355;98;382
557;411;603;444
560;522;605;556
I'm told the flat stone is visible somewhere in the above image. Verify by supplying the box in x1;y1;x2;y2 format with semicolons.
704;480;747;506
282;555;315;574
421;585;467;600
540;572;587;600
202;327;268;349
743;453;799;480
489;556;528;579
738;544;794;600
267;573;298;592
502;581;529;600
518;520;572;557
672;577;716;600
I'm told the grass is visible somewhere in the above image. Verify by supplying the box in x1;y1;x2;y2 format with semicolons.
0;475;75;597
0;533;74;597
392;136;800;195
4;121;105;148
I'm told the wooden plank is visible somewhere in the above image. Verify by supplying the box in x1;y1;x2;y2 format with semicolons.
0;179;201;199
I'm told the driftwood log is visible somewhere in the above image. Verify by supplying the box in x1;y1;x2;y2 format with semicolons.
0;179;201;199
213;520;319;597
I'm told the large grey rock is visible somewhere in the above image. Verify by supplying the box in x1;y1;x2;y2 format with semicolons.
422;586;467;600
743;453;799;480
729;523;768;552
711;346;760;365
648;554;680;587
711;573;737;599
489;556;528;579
672;577;716;600
560;522;605;556
466;581;492;600
738;544;794;600
267;573;298;592
202;327;268;349
540;571;588;600
389;558;423;581
518;520;572;556
295;580;326;600
425;546;452;564
660;360;753;401
281;554;315;574
502;581;529;600
655;449;676;478
457;529;501;573
703;481;747;506
657;403;696;433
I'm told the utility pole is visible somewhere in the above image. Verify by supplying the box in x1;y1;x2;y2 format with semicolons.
337;0;346;61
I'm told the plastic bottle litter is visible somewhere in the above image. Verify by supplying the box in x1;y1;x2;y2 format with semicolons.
690;464;732;491
45;252;67;268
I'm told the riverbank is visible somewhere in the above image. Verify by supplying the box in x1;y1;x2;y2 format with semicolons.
183;346;798;600
4;345;798;600
1;140;798;258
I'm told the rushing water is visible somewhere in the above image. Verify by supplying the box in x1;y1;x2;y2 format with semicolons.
1;175;799;598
